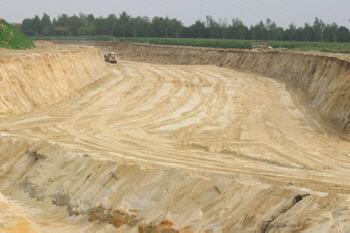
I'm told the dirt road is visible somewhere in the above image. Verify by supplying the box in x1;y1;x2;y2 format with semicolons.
1;49;350;231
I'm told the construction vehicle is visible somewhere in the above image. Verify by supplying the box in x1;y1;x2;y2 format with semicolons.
103;52;118;63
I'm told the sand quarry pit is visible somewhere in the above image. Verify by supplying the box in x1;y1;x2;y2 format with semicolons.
0;41;350;232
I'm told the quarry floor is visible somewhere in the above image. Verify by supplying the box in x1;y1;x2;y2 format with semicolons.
2;60;350;189
0;43;350;232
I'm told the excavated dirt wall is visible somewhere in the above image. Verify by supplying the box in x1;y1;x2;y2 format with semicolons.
0;46;109;117
1;139;349;232
55;41;350;134
224;51;350;134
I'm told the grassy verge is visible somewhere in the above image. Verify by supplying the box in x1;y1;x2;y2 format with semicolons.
269;41;350;53
0;20;35;49
31;36;350;53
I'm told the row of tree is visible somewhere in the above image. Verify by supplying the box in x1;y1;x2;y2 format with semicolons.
19;12;350;42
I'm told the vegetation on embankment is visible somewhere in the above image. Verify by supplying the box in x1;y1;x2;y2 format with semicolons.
32;36;350;53
0;19;34;49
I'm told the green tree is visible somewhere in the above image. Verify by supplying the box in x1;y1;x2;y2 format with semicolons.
254;20;268;40
230;18;248;39
41;13;51;28
275;27;284;40
206;15;219;38
323;23;338;42
130;16;148;37
16;12;350;42
138;16;152;37
284;23;298;41
32;15;42;35
78;26;93;36
337;26;350;42
21;18;34;36
56;14;69;27
301;23;313;41
265;18;277;40
218;18;228;39
249;25;255;39
54;27;68;36
193;20;206;38
106;14;118;36
87;14;95;25
41;13;53;36
313;17;326;41
152;17;170;37
118;11;131;37
77;13;94;35
169;18;182;38
93;17;108;35
67;15;82;36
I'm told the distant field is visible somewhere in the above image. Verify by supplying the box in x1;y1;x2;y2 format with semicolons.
31;36;350;53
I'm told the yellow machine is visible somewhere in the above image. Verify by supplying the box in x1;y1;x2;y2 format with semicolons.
103;52;118;63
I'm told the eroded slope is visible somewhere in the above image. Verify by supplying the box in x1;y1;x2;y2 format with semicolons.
0;42;109;117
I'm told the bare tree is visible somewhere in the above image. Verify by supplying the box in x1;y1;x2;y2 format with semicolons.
218;18;228;39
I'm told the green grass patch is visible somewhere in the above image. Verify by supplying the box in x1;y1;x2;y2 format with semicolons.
31;36;350;53
32;35;116;41
0;19;35;49
269;40;350;53
117;37;252;49
32;36;252;49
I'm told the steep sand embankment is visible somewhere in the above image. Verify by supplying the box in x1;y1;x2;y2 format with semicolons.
0;43;109;117
55;41;350;134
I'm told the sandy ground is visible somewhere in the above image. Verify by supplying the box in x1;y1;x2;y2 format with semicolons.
1;60;349;192
0;43;350;231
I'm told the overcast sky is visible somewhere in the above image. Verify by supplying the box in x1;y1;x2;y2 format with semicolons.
1;0;349;29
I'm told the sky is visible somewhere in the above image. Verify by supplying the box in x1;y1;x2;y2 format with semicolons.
1;0;349;29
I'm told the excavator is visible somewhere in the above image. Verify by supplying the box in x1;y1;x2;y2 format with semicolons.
103;52;118;64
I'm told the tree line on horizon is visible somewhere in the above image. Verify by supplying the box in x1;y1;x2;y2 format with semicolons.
17;12;350;42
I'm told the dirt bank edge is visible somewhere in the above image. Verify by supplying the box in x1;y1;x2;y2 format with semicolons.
0;45;110;117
